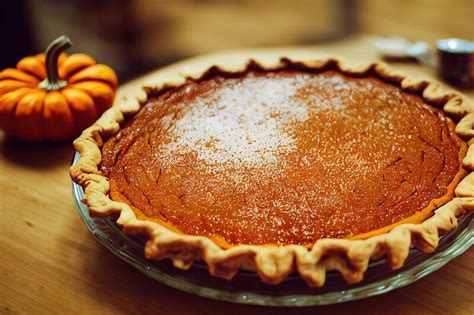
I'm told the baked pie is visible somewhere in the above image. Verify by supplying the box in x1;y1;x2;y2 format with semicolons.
71;55;474;287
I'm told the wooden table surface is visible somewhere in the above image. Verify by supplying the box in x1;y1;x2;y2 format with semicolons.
1;35;473;315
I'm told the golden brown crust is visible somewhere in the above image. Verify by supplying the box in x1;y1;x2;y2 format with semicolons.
70;54;474;287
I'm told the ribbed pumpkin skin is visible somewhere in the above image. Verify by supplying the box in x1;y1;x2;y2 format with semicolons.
0;52;118;141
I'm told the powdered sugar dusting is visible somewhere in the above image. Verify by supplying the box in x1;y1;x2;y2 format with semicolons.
102;70;461;245
161;75;311;167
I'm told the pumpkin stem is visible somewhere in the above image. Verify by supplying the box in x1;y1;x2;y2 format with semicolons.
38;35;72;91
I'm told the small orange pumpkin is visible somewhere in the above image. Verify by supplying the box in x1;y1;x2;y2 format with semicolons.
0;35;118;141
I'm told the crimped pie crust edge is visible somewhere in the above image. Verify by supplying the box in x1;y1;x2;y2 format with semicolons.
70;54;474;287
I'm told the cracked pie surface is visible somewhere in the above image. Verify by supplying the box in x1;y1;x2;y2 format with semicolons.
71;55;474;287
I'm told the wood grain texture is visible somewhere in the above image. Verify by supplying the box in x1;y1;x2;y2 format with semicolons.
0;35;473;315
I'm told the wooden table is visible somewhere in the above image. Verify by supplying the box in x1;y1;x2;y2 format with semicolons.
1;35;473;315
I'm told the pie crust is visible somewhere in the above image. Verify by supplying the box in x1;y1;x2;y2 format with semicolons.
71;54;474;287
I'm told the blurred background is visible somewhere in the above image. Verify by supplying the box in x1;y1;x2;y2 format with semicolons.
1;0;473;82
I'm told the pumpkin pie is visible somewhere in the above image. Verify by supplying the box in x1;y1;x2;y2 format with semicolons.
71;55;474;287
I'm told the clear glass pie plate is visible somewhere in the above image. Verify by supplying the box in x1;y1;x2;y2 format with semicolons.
71;152;473;306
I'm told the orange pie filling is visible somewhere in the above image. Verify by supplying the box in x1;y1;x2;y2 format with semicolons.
100;70;467;247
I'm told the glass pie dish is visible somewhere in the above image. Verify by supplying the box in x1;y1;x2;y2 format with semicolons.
71;152;473;306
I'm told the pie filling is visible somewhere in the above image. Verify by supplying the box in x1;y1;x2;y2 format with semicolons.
100;70;466;246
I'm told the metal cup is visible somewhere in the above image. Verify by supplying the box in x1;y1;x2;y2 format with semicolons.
437;38;474;89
